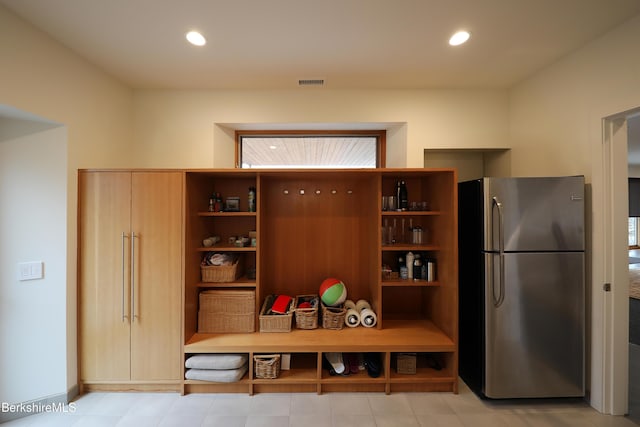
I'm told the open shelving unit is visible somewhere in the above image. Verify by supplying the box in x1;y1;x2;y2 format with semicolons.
182;168;458;395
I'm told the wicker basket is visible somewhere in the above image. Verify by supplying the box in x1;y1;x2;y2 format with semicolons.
253;354;281;379
321;303;346;330
201;257;243;283
259;295;295;332
396;353;417;374
198;289;255;333
294;295;319;330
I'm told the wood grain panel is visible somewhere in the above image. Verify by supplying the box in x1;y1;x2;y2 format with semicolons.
78;171;132;381
130;171;183;380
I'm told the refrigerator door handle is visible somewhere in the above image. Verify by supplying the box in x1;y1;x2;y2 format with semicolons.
492;197;505;307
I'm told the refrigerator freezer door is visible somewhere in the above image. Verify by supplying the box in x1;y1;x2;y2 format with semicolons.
484;252;584;398
483;177;585;252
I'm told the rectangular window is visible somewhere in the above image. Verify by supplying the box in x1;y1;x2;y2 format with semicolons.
236;131;385;169
630;217;638;247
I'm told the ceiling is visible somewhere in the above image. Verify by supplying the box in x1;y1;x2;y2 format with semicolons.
2;0;640;90
2;0;640;165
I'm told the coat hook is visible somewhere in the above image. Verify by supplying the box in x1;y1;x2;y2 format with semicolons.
331;189;337;194
315;189;321;195
299;189;305;195
347;190;353;194
283;189;289;195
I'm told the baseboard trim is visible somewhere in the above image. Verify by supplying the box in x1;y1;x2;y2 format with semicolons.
0;387;77;424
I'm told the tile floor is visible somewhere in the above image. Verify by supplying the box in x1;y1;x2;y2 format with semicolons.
3;380;639;427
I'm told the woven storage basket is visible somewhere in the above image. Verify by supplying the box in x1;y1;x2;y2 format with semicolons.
396;353;417;374
294;295;319;330
259;295;295;332
198;289;255;333
201;257;243;283
253;354;281;379
321;303;346;330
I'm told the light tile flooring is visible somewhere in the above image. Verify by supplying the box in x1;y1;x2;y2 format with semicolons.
3;380;639;427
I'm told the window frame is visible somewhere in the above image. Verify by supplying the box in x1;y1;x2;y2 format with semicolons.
235;129;386;169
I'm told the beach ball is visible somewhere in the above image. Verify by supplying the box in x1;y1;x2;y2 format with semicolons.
319;278;347;307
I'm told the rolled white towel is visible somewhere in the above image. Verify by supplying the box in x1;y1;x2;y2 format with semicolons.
345;307;360;327
360;307;377;328
355;299;370;313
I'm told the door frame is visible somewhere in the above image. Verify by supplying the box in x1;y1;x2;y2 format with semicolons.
598;114;630;415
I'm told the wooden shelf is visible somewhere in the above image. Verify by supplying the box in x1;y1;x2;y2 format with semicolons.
197;211;257;217
197;278;256;288
197;245;256;252
183;168;458;395
381;279;439;287
254;368;318;383
382;211;441;216
184;377;250;385
381;244;439;251
321;370;386;383
185;320;455;354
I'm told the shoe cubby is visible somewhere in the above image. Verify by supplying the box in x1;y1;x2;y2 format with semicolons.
182;169;458;395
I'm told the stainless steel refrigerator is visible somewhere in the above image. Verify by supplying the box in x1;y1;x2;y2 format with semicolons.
458;176;585;399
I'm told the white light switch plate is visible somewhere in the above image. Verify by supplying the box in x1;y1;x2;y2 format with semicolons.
18;261;44;281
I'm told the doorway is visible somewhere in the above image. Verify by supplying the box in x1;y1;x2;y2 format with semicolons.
627;112;640;423
602;107;640;420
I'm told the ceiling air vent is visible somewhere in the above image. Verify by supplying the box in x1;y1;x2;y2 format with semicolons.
298;79;324;87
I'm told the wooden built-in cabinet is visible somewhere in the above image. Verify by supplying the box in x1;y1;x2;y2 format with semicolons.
183;168;458;395
78;171;183;391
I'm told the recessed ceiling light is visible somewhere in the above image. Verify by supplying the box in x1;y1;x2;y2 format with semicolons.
186;31;206;46
449;30;470;46
269;145;277;150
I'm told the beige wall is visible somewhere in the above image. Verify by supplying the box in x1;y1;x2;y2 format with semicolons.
0;6;133;169
509;13;640;413
0;4;133;405
131;89;510;168
510;14;640;179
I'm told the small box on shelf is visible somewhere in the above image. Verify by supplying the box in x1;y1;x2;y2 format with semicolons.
396;353;417;374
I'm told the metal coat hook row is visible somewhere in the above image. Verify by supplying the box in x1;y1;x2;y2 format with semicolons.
281;189;353;195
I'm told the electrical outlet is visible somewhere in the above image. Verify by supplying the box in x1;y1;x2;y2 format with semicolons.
17;261;44;281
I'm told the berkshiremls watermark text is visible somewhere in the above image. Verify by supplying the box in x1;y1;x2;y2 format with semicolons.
2;401;77;414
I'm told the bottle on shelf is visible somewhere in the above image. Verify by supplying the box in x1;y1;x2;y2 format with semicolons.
412;226;423;244
208;196;214;212
248;187;256;212
396;180;408;211
413;253;422;281
214;192;222;212
426;258;436;282
398;255;407;280
406;251;414;280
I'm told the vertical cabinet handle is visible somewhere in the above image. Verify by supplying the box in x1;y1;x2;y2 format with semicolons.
491;197;505;308
131;232;138;320
121;232;128;322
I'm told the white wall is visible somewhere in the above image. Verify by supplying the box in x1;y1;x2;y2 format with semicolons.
509;13;640;414
0;126;67;406
132;89;510;168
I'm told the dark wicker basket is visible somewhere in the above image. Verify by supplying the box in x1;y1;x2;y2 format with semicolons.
294;295;319;330
254;354;281;379
321;303;346;330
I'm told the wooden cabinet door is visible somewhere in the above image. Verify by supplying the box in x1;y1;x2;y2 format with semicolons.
129;172;183;380
78;171;132;381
